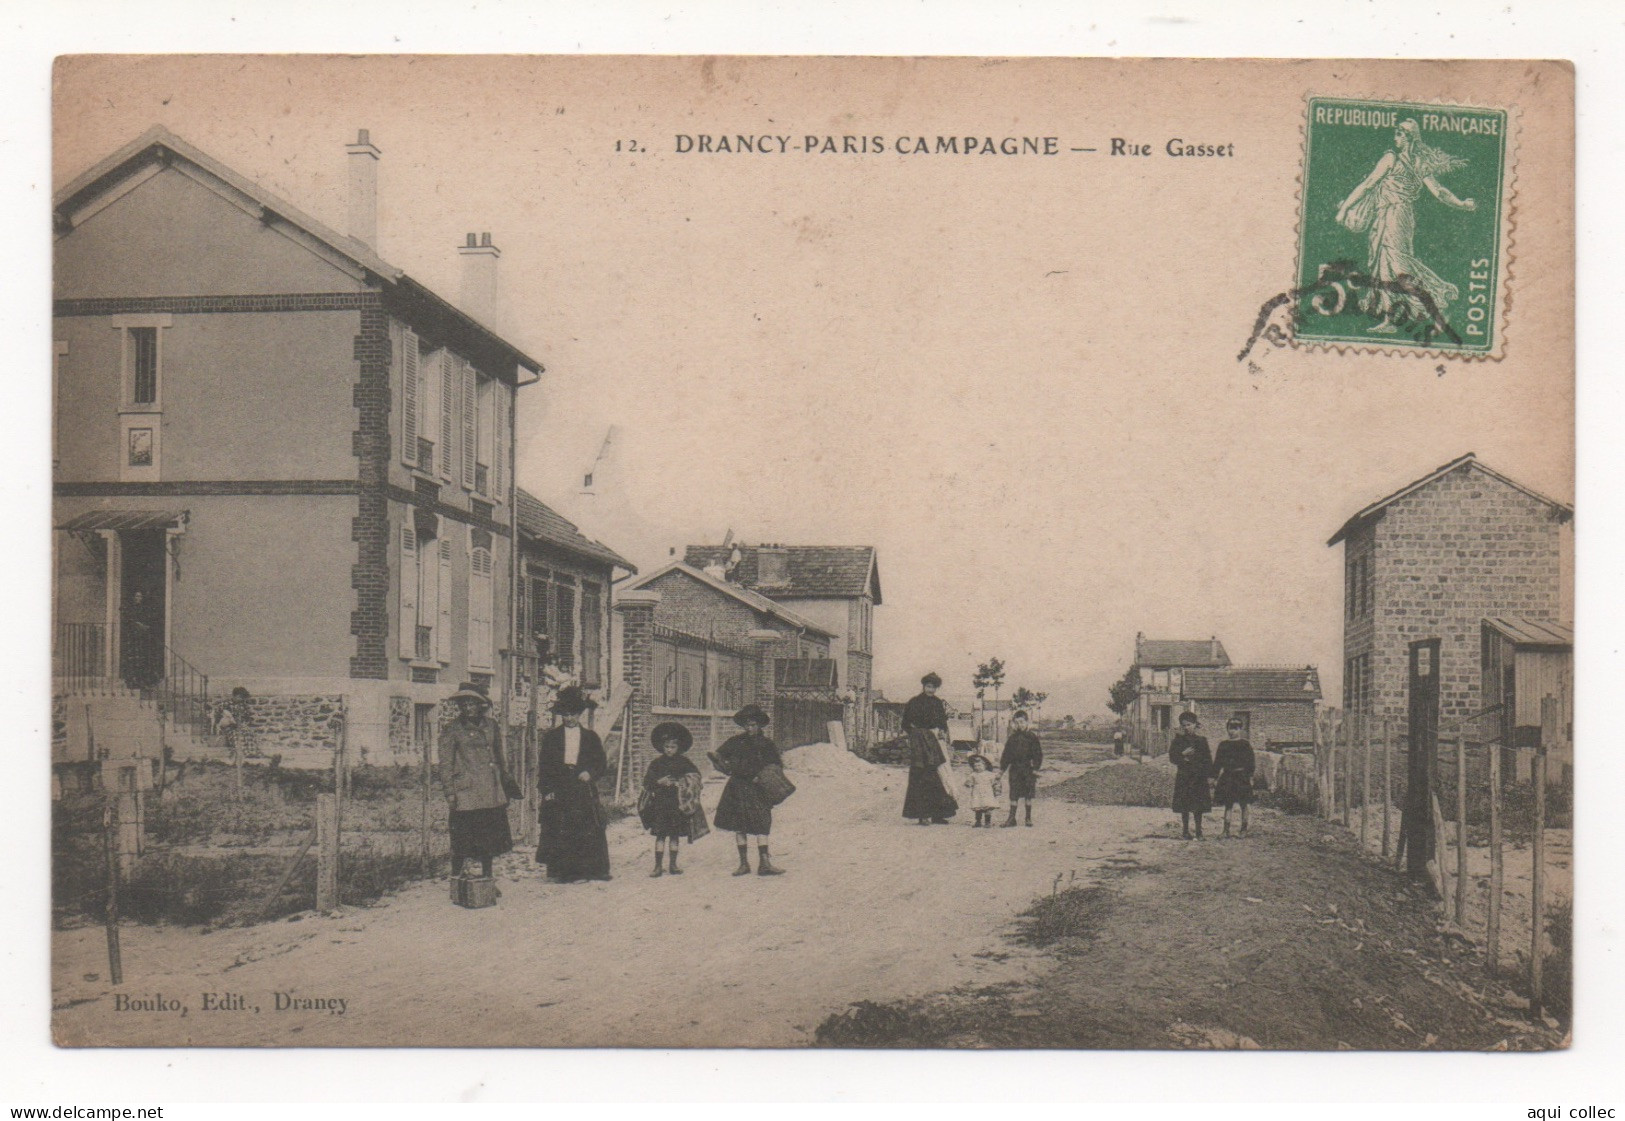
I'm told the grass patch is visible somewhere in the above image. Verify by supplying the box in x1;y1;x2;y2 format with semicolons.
1014;885;1112;948
1047;762;1171;807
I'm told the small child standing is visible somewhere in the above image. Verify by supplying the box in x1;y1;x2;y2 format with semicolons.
963;754;1002;827
638;722;705;876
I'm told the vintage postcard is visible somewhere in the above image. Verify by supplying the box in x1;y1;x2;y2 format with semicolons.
49;56;1574;1050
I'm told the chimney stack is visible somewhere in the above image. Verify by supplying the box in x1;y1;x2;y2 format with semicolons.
458;231;501;323
345;129;381;249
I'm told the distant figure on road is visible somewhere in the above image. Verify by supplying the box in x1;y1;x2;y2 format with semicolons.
1169;710;1213;840
999;710;1044;827
1113;726;1126;757
901;673;958;825
639;721;707;876
1212;717;1257;838
537;686;612;883
712;704;786;876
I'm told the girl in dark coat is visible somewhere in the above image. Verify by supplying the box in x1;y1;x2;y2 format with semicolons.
1169;710;1213;839
711;704;785;876
1212;717;1257;837
999;710;1044;827
640;721;705;876
901;673;958;825
536;686;612;883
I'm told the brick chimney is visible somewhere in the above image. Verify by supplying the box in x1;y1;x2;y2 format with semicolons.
458;232;501;323
345;129;381;249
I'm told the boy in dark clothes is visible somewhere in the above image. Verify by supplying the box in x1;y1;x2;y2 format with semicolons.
1211;716;1256;837
999;710;1043;827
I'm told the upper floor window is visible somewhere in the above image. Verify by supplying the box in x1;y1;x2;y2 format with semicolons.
111;315;171;411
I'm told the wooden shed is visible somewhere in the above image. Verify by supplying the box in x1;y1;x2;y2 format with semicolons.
1481;616;1572;783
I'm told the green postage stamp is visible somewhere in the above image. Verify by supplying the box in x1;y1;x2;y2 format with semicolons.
1294;96;1512;356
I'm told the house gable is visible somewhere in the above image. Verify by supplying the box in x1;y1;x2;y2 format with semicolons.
56;163;369;301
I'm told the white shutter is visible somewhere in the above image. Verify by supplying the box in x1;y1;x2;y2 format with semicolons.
492;387;505;503
468;537;494;672
461;359;477;490
436;537;453;663
401;328;420;467
439;351;455;483
419;518;439;660
398;525;419;658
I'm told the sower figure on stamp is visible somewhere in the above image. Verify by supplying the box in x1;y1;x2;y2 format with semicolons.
439;682;520;890
999;709;1043;827
536;686;612;883
1212;716;1257;838
711;704;785;876
639;721;707;877
1335;118;1476;334
901;672;958;826
1169;710;1213;840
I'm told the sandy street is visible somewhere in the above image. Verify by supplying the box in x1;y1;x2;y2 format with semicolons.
53;745;1163;1047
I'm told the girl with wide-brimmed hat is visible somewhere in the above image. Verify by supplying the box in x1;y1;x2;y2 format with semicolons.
440;682;520;888
711;704;785;876
536;686;612;882
638;721;708;876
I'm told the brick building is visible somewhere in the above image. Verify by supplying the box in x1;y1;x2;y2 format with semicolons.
1180;666;1322;750
614;561;835;779
52;126;539;765
683;544;881;748
1328;453;1572;738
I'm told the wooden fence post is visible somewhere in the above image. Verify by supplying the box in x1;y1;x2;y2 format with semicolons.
316;792;339;913
1455;727;1468;926
1530;695;1555;1020
1382;717;1392;860
101;800;123;986
1430;789;1450;906
420;721;433;875
1487;732;1503;977
1340;713;1351;827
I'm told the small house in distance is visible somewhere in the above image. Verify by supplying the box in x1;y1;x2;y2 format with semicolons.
1127;634;1231;751
1179;666;1322;750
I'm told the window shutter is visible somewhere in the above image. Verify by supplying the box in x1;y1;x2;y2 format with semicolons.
461;360;478;490
401;329;420;467
439;351;455;482
492;388;505;504
468;532;494;672
437;537;454;663
418;517;439;660
398;525;419;658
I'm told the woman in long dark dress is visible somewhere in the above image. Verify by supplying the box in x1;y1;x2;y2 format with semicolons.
439;682;518;885
1169;710;1213;840
1211;717;1256;838
711;704;785;876
536;686;612;883
640;721;705;877
901;672;957;825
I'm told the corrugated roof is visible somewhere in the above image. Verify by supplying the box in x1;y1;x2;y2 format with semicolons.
58;509;188;533
1327;453;1574;546
1135;637;1231;668
1483;617;1573;649
54;126;543;380
515;489;635;573
623;561;834;639
684;544;880;604
1183;666;1322;702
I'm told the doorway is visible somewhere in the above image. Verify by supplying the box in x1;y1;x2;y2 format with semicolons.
118;528;166;689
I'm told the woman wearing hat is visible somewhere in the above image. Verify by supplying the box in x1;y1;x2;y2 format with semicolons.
901;673;958;825
711;704;785;876
639;721;708;877
1169;710;1214;840
536;686;612;883
439;682;520;884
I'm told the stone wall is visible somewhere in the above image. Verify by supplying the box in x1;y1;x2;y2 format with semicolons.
388;695;413;756
239;694;346;769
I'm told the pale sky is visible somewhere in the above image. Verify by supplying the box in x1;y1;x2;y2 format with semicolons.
53;56;1575;715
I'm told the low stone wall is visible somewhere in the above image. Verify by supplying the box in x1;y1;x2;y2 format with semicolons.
238;694;345;770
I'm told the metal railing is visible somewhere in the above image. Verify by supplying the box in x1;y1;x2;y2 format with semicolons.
54;622;109;693
153;645;212;742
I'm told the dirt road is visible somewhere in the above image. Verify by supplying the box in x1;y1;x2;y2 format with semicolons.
53;746;1564;1050
53;745;1160;1047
